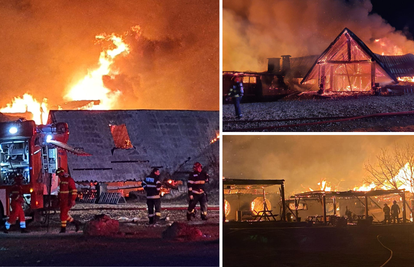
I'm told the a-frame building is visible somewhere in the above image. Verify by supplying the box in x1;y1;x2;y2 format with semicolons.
301;28;401;92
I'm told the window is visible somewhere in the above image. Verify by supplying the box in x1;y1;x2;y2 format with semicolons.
249;77;256;83
109;124;133;149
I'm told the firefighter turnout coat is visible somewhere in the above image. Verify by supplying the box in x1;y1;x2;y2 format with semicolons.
187;170;209;219
8;183;25;224
58;175;77;228
142;173;162;221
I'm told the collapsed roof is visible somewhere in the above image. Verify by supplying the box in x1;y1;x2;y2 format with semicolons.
48;110;218;183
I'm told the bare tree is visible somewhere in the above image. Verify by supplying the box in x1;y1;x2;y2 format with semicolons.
365;143;414;193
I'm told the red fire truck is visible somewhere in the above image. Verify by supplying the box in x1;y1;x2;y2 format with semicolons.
0;119;88;224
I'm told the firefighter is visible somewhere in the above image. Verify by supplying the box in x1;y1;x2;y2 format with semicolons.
142;168;162;224
56;167;81;233
391;200;400;224
226;76;244;119
187;162;209;221
4;173;29;233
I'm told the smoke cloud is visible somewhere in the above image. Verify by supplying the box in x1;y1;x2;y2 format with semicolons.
223;135;414;195
0;0;218;110
224;0;414;71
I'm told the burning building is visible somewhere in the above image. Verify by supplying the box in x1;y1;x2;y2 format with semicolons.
47;110;219;201
301;28;414;94
223;55;318;102
291;189;409;225
223;178;286;222
224;28;414;101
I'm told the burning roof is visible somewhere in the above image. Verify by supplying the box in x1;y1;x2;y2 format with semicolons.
48;110;218;183
301;28;414;91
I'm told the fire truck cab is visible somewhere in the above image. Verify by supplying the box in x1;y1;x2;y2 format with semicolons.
0;119;70;224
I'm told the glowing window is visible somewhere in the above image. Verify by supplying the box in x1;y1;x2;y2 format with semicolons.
249;77;256;83
109;124;133;149
242;77;250;83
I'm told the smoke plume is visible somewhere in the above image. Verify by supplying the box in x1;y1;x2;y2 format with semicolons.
223;135;414;195
224;0;414;71
0;0;219;111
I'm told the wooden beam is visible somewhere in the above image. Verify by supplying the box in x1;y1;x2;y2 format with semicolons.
371;61;376;89
281;183;286;222
325;60;371;64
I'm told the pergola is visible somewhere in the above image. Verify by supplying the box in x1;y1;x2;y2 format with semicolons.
293;189;408;224
223;178;286;222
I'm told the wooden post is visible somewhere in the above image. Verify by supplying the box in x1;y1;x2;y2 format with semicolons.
330;65;334;90
365;195;369;219
323;195;327;224
333;196;337;215
281;182;286;222
371;61;376;90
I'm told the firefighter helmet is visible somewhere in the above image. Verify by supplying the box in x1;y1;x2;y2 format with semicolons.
193;162;202;170
56;167;65;175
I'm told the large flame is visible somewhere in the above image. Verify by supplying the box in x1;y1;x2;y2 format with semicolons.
0;94;48;124
353;182;377;192
373;38;403;56
64;28;135;109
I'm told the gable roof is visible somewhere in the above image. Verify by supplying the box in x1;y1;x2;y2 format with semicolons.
48;110;218;183
301;28;398;84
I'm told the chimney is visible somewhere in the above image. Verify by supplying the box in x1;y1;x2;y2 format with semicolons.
267;58;280;73
281;55;291;73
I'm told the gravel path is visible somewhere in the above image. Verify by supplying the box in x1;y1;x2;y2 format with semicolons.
223;93;414;132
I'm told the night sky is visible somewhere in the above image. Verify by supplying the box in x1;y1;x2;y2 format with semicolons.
223;135;414;195
370;0;414;39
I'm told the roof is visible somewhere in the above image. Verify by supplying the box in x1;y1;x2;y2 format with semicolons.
293;189;405;198
48;110;219;183
288;55;320;78
376;53;414;77
223;178;285;195
301;28;399;84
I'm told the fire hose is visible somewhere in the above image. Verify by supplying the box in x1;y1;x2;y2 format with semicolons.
225;110;414;132
377;235;393;267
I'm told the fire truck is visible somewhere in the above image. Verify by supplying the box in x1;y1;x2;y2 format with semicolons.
0;119;88;224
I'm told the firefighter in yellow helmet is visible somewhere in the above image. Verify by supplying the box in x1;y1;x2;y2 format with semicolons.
56;167;81;233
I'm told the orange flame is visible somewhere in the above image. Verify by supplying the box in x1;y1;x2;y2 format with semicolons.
210;132;220;144
0;94;48;124
373;37;403;56
397;77;414;83
251;197;271;215
64;28;137;109
224;199;231;217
